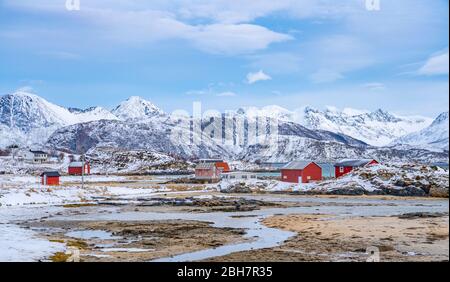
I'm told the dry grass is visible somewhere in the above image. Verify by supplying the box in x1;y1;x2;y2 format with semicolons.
50;252;71;262
66;240;89;250
49;239;65;243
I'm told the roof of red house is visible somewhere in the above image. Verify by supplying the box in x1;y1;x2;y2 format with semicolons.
69;162;88;167
282;161;317;170
334;159;377;167
215;162;230;172
41;171;61;177
195;163;216;170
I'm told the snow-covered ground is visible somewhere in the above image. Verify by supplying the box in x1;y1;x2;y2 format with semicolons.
0;175;170;207
0;223;65;262
218;163;449;196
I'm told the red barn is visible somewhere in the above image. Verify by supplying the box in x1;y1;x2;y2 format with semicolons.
334;159;379;178
215;162;231;173
41;171;61;186
195;163;220;181
68;162;91;176
281;161;322;184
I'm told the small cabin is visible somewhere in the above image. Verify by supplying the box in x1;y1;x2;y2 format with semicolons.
41;171;61;186
334;159;379;178
281;161;322;184
68;162;91;176
195;163;220;181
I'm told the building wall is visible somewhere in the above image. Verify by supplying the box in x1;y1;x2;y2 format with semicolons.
281;169;303;183
303;163;322;183
335;166;353;178
282;163;322;184
42;176;59;186
335;160;379;178
195;168;218;179
69;167;82;175
68;165;90;175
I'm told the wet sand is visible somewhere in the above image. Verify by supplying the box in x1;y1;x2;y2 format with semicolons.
206;213;449;262
27;220;247;262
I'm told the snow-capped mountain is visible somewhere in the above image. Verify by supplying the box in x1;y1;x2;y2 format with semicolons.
0;90;117;147
391;112;449;152
47;119;231;159
111;96;164;121
46;113;448;164
1;91;448;163
233;106;432;147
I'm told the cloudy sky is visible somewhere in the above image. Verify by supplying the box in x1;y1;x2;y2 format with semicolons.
0;0;448;117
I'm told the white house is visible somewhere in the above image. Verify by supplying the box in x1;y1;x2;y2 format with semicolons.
221;171;259;181
21;150;48;163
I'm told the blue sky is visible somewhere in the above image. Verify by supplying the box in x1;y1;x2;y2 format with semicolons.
0;0;448;117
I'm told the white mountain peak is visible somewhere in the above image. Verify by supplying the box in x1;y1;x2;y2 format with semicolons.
0;90;118;147
112;96;164;120
392;111;449;151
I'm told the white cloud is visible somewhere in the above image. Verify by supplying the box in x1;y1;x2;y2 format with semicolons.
217;91;237;97
2;1;292;55
186;24;291;55
362;82;386;91
246;70;272;84
418;50;449;76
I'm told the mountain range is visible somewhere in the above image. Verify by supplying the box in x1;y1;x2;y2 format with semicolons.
391;112;449;152
0;90;448;163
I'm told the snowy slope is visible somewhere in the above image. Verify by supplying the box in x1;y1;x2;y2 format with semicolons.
69;106;119;123
111;96;164;120
391;112;449;151
234;106;432;147
0;90;118;147
300;107;430;147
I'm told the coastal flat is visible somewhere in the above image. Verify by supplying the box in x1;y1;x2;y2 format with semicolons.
205;213;449;262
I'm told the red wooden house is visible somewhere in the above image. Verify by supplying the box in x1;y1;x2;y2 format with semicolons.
215;162;231;173
334;159;379;178
41;171;61;186
281;161;322;184
195;162;220;181
68;162;91;176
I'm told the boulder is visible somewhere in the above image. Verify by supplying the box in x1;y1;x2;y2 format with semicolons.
429;186;449;198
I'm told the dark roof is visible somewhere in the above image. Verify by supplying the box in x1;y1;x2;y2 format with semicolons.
334;159;376;167
282;161;317;170
41;171;61;177
30;150;47;155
